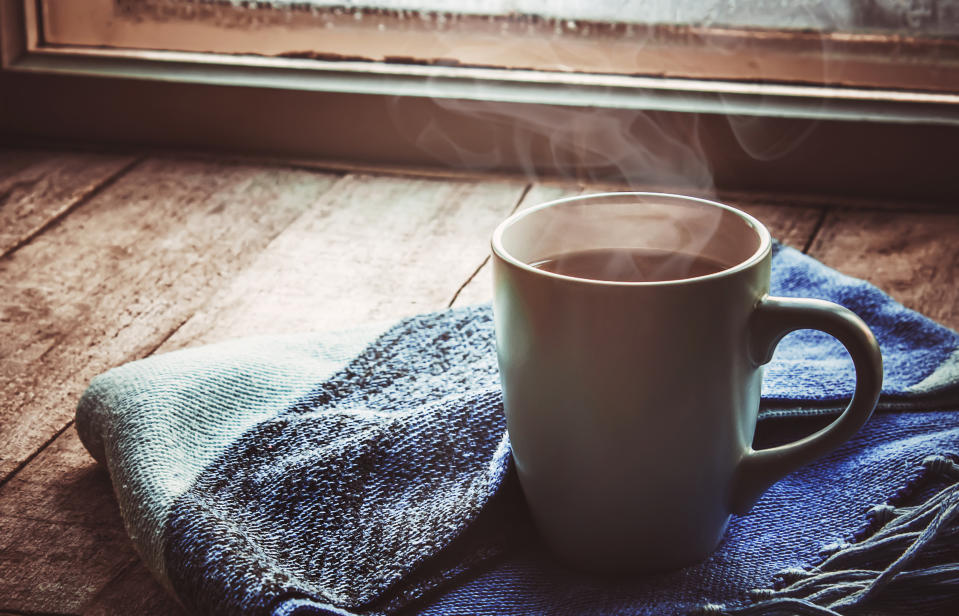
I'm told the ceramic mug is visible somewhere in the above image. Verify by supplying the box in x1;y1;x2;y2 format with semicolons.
491;192;883;571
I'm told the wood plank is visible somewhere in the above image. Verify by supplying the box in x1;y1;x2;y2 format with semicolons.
451;181;583;308
0;149;137;257
0;172;527;614
81;560;188;616
0;157;340;484
807;207;959;332
0;149;50;179
92;173;527;611
0;424;122;528
0;518;136;614
0;426;183;615
0;431;141;614
728;200;824;253
452;184;824;308
159;173;528;350
0;157;340;613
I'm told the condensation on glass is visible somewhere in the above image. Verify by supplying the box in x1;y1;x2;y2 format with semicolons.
39;0;959;91
112;1;959;35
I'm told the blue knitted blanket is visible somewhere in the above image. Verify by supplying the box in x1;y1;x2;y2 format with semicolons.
78;243;959;616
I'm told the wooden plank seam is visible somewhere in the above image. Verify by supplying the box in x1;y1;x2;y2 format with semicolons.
0;156;145;261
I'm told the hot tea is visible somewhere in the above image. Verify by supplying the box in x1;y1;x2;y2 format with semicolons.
530;248;728;282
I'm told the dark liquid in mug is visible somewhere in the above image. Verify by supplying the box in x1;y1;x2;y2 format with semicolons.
530;248;729;282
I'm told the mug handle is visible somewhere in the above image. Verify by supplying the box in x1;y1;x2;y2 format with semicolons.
730;296;883;515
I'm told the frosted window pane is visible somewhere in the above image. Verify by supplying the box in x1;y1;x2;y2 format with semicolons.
257;0;959;36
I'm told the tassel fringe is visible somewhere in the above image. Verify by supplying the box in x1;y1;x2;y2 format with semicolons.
695;455;959;615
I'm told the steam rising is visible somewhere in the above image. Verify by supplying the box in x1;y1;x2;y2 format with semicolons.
389;99;717;193
379;0;887;187
370;1;953;192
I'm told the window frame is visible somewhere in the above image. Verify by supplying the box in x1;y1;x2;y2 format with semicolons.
36;0;959;94
3;0;959;205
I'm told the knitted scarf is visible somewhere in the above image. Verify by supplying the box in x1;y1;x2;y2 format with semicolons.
78;242;959;615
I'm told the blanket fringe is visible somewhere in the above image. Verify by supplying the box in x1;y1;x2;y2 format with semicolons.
695;455;959;616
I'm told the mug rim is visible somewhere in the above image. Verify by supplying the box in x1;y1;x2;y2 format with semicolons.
490;191;772;287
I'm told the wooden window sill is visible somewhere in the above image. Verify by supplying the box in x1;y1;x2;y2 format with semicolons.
0;146;957;612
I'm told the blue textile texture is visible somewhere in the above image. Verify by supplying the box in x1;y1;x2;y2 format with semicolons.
78;242;959;616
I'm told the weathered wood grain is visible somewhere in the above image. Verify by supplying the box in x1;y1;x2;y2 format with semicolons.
0;424;120;527
2;156;954;616
159;173;527;350
0;170;527;614
0;149;50;179
77;174;527;612
0;156;340;613
0;149;137;257
452;184;824;308
808;207;959;332
0;157;340;483
0;430;142;614
81;558;188;616
0;406;186;616
729;201;824;253
0;517;134;613
81;173;527;613
451;181;584;308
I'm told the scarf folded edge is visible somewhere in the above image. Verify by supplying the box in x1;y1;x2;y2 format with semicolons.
694;453;959;616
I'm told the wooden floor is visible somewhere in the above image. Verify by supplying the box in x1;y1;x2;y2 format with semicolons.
0;147;957;615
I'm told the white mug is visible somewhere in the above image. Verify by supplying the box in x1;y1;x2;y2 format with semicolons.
491;193;883;571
